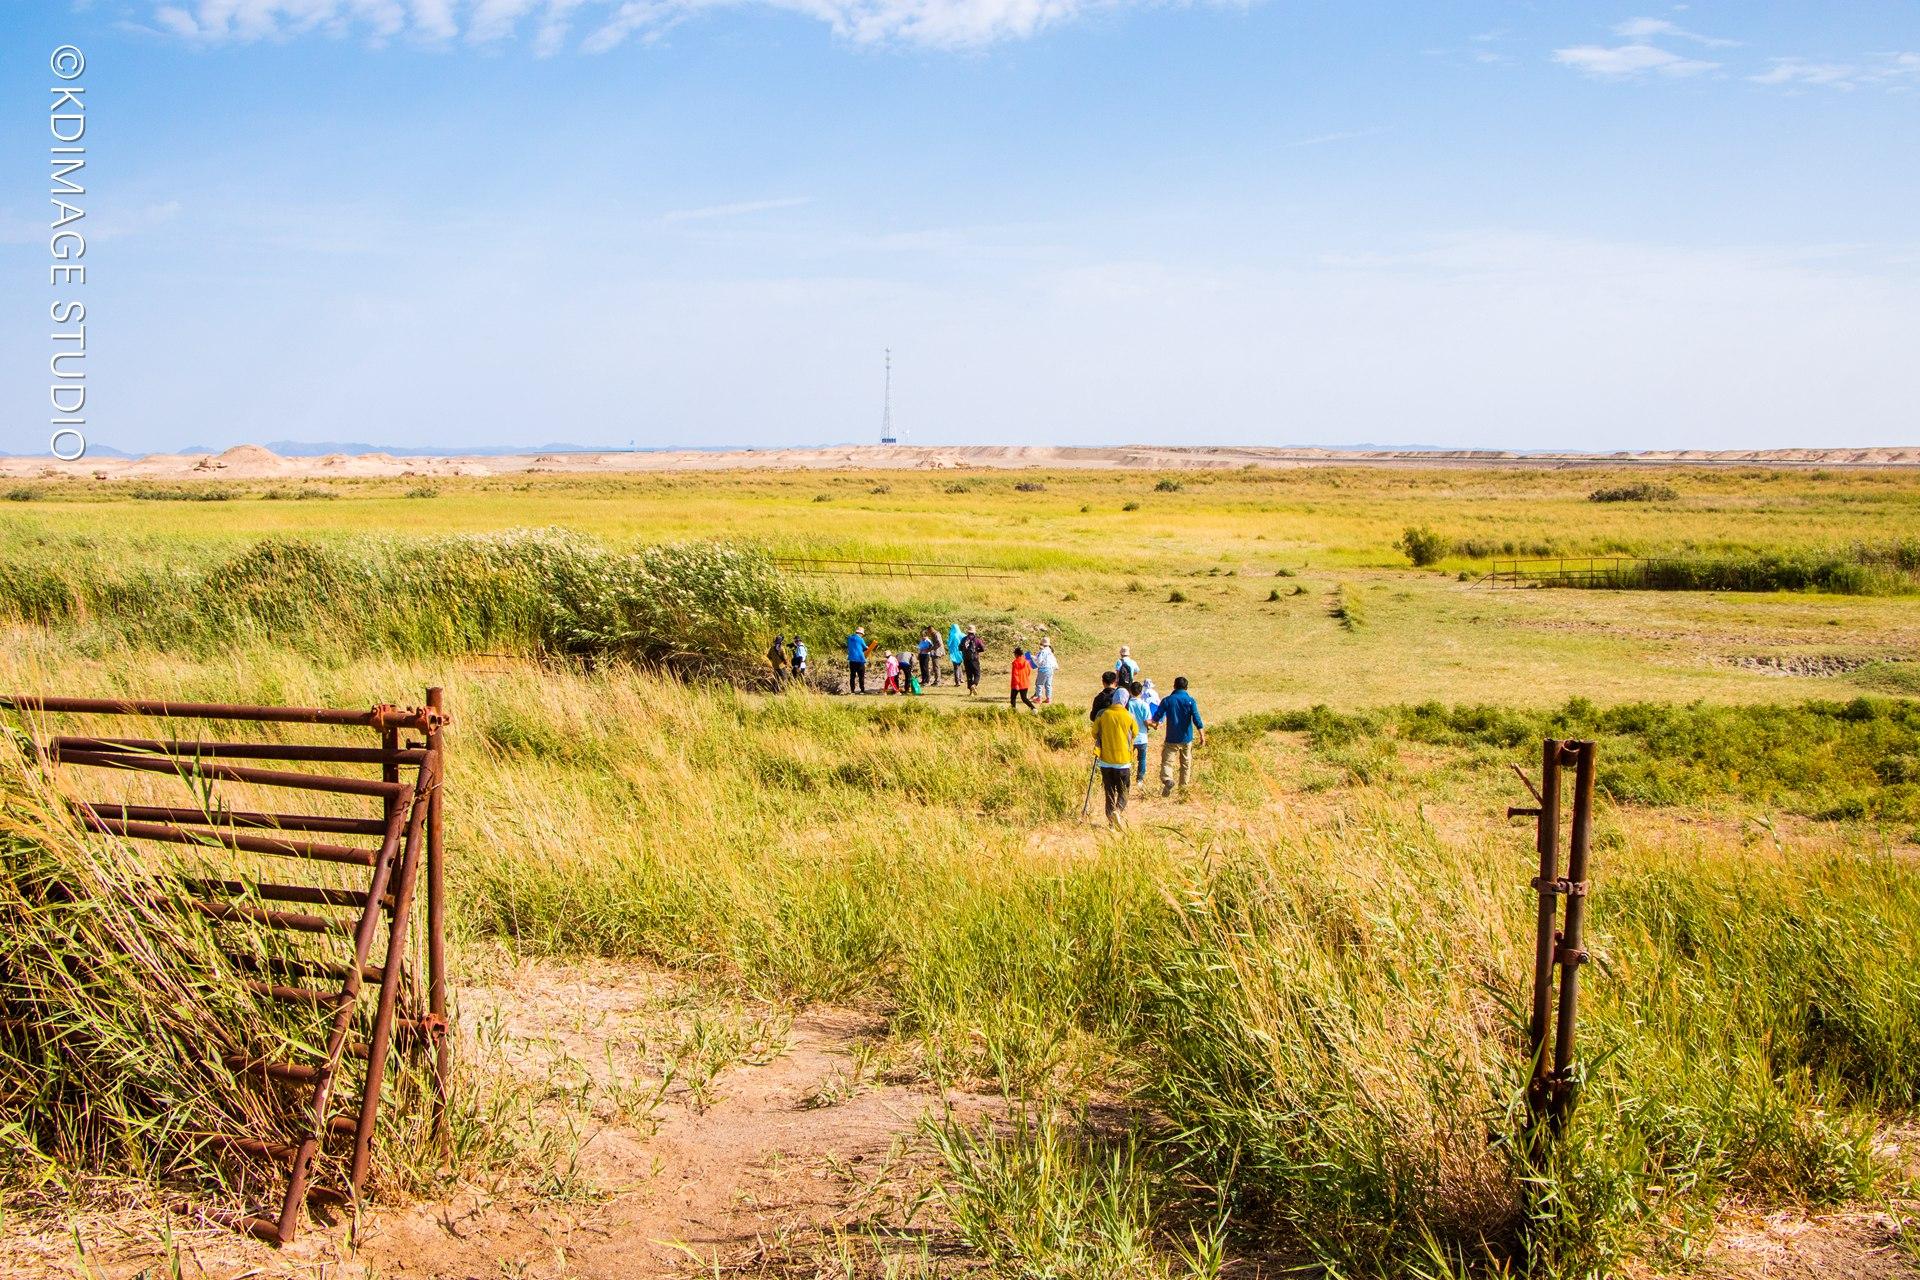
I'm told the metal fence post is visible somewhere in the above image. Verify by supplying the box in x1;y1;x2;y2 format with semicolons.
424;686;450;1134
1524;739;1562;1119
1549;740;1596;1130
1513;738;1597;1144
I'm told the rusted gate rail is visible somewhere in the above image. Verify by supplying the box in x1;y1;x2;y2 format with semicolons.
1482;556;1665;589
772;556;1014;580
0;690;450;1245
1509;739;1596;1140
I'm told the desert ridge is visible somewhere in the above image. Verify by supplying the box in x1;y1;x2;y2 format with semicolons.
4;441;1918;480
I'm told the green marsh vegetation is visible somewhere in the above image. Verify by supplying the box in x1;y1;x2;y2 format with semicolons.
1;465;1917;1275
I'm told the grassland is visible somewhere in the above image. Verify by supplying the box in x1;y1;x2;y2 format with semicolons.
2;464;1917;1278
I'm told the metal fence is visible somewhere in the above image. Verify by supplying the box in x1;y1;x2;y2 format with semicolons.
772;557;1013;580
0;690;451;1245
1482;556;1669;589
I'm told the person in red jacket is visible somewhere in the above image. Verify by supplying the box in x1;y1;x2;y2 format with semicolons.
1009;647;1037;712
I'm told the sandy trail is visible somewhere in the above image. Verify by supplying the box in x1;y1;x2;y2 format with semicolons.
4;959;986;1280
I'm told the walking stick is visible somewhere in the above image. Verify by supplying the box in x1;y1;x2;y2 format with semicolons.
1081;760;1098;819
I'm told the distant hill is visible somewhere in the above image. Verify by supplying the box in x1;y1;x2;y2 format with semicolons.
176;440;614;458
0;443;138;459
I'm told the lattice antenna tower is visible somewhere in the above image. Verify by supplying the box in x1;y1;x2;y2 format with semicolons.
880;348;899;444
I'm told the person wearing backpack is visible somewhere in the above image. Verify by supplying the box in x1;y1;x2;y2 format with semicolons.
959;625;986;695
1092;688;1137;827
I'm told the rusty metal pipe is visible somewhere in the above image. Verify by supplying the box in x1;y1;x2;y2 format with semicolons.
81;814;378;867
52;736;427;765
424;686;450;1134
1526;738;1562;1116
0;695;429;728
1550;740;1597;1128
347;773;431;1198
55;750;409;797
88;805;389;836
167;897;356;935
181;878;384;910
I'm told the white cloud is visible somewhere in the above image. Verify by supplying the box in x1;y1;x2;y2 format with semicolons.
1612;16;1737;48
1284;126;1388;148
1751;58;1863;88
144;0;1119;48
1751;52;1920;91
660;195;813;222
1552;42;1718;78
410;0;459;39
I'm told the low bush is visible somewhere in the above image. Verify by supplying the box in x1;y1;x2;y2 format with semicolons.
1396;525;1448;567
1589;482;1677;503
0;531;805;678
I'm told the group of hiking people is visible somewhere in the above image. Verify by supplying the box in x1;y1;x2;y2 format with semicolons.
766;626;1204;828
770;623;1062;705
1087;646;1206;827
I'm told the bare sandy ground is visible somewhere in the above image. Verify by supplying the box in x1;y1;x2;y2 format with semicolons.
4;442;1918;481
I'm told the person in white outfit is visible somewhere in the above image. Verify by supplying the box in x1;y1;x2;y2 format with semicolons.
1032;641;1059;705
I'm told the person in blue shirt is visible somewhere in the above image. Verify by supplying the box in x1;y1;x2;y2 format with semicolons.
1126;680;1153;784
845;627;869;693
1150;675;1207;796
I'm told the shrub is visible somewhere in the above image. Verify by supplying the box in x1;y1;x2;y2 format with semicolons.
126;485;232;502
0;530;805;679
1396;526;1448;567
1589;481;1677;503
5;487;40;502
405;485;440;499
1122;502;1141;512
1168;590;1188;603
1014;481;1046;493
1154;478;1184;493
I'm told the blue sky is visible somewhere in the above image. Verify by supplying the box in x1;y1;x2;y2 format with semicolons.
3;1;1916;455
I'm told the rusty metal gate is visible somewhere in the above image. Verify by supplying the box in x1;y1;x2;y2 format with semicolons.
0;689;450;1244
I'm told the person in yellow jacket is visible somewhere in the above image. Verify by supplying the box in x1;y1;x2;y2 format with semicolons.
1093;688;1137;827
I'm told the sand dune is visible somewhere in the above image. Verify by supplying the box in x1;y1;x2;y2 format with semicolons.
3;442;1917;481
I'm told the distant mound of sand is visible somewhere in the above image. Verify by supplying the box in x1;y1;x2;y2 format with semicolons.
4;442;1916;481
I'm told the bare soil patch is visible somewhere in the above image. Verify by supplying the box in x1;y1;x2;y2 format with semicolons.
1;958;990;1279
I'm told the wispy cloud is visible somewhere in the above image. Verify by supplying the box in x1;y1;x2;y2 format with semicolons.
143;0;1122;49
1284;126;1388;149
1611;17;1738;48
660;196;813;223
1750;52;1920;91
1553;42;1719;79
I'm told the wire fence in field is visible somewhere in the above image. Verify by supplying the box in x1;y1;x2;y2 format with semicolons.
1480;552;1918;594
771;557;1014;580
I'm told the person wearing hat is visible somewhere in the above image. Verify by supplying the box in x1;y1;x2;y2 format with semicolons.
959;624;986;695
767;634;788;687
845;626;869;693
1032;639;1058;705
1114;645;1139;685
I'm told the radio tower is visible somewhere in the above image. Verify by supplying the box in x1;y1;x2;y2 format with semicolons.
879;348;898;445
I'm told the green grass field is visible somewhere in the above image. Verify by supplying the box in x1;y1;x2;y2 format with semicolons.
2;465;1917;1278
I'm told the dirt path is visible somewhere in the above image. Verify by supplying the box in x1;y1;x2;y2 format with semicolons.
7;959;986;1280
